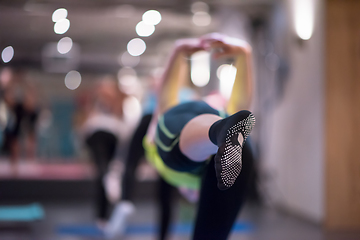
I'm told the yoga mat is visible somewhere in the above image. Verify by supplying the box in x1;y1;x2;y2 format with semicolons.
0;203;45;222
57;221;254;237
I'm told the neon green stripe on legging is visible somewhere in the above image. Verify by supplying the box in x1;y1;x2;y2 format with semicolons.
155;130;180;152
158;115;176;139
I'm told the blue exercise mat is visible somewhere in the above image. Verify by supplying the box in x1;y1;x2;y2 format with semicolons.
57;221;254;237
0;203;45;222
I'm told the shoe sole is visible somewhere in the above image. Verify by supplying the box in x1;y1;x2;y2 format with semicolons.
215;113;255;190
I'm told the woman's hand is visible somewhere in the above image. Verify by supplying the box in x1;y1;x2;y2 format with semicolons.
200;33;252;59
174;38;205;56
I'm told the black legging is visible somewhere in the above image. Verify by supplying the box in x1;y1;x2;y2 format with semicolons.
156;101;255;240
86;130;118;220
122;114;255;240
121;114;177;240
121;114;153;201
157;176;176;240
193;140;254;240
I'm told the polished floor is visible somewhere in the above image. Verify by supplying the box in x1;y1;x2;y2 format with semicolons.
0;199;359;240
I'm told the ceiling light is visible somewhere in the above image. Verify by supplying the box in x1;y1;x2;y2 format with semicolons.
1;46;14;63
217;64;237;99
54;19;70;34
57;37;73;54
127;38;146;56
294;0;314;40
65;70;81;90
192;12;211;27
119;52;140;67
52;8;68;22
191;51;210;87
136;21;155;37
142;10;162;25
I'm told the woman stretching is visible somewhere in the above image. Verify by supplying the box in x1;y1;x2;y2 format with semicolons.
108;33;256;240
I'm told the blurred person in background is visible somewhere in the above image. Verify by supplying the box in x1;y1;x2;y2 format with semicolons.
105;71;199;239
0;66;41;175
76;76;129;228
109;73;161;237
106;33;256;240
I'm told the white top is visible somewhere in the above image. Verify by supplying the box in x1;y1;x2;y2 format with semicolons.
81;111;126;143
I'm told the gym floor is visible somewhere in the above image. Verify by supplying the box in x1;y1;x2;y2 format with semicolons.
1;199;359;240
0;160;359;240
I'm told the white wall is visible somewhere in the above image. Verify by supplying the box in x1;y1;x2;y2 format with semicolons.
262;0;325;222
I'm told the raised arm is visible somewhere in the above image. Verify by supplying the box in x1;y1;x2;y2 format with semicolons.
157;38;204;114
201;33;253;114
146;38;204;142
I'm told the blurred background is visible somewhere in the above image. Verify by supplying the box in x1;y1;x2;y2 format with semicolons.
0;0;359;239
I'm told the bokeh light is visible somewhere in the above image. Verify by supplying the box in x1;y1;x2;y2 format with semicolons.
54;19;70;34
52;8;68;22
118;67;137;79
64;70;81;90
118;67;139;95
136;21;155;37
123;96;142;121
191;2;209;14
118;52;140;67
127;38;146;56
191;51;210;87
142;10;162;25
1;46;14;63
294;0;314;40
217;64;237;99
57;37;73;54
192;12;211;26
